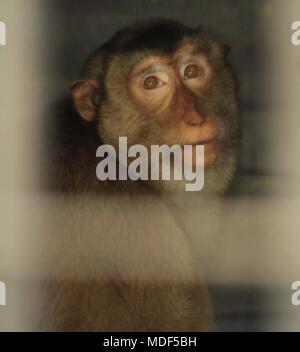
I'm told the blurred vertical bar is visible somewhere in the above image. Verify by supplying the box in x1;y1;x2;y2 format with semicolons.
0;0;42;330
268;0;300;331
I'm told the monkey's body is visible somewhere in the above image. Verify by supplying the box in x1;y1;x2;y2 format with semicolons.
38;192;213;331
42;98;213;331
41;19;239;331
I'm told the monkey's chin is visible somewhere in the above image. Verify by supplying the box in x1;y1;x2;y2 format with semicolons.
187;142;217;168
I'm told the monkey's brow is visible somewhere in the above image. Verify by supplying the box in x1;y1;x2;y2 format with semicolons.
135;51;203;76
136;60;174;77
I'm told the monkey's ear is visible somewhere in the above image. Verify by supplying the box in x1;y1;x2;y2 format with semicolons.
70;80;101;122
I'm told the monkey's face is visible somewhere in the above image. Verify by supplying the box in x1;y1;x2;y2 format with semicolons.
126;47;219;167
71;20;239;192
100;43;238;171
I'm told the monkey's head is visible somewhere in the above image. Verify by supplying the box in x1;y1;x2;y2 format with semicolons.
71;19;240;194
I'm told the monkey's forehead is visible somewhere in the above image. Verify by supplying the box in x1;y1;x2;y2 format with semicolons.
107;41;222;77
108;35;221;60
126;44;209;74
82;21;225;80
105;19;220;55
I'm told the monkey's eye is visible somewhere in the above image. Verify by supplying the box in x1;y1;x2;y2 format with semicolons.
143;75;164;90
184;64;200;79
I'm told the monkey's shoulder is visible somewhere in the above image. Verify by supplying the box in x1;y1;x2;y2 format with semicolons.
46;97;99;150
42;97;146;194
42;97;100;192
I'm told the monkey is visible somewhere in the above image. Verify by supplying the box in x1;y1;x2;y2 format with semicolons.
37;19;239;332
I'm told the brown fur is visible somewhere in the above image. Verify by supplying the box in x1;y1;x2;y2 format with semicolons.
41;19;239;331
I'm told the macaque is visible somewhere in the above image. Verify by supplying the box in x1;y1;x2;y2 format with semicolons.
39;19;239;331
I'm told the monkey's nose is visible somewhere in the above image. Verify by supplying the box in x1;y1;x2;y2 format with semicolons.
183;109;206;126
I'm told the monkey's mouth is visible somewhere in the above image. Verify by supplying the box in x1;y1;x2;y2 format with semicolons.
179;134;217;146
179;139;217;167
191;137;216;146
